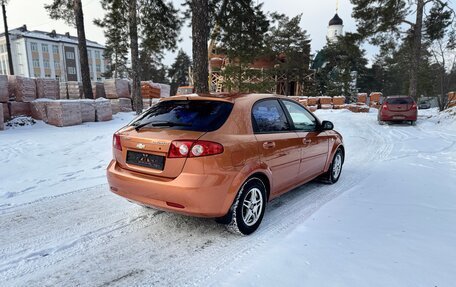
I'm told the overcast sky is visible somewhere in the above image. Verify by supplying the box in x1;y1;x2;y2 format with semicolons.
3;0;451;66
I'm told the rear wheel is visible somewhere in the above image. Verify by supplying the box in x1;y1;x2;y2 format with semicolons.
410;120;416;126
220;177;267;235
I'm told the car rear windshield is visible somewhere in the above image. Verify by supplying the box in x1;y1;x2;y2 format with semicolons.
131;100;233;132
386;97;414;104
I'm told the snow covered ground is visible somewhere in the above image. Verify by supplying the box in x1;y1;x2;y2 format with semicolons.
0;107;455;286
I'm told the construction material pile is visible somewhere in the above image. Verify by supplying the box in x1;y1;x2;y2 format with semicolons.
36;78;59;100
319;96;333;109
105;79;130;99
67;81;83;99
92;82;106;99
8;75;36;102
141;81;161;98
369;92;382;109
448;92;456;108
332;96;346;109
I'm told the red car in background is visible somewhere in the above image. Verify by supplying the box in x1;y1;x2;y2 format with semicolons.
378;96;417;125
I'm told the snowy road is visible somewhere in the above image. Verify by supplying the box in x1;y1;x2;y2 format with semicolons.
1;108;455;286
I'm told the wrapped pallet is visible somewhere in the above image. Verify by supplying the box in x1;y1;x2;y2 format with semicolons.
333;104;348;109
448;92;456;108
36;78;59;100
357;93;368;104
31;99;52;121
0;75;8;103
348;104;370;113
67;81;81;99
95;98;112;121
159;83;171;98
46;100;82;127
298;96;308;106
2;103;9;121
308;105;318;112
8;102;32;117
288;96;300;103
8;75;36;102
79;100;96;122
0;106;3;130
59;82;68;99
369;92;382;104
333;96;346;106
320;104;333;109
104;79;130;99
143;98;151;110
319;96;332;105
119;98;132;112
92;82;106;99
110;99;120;114
141;81;161;98
307;97;320;106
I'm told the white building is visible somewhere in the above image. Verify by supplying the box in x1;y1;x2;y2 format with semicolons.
327;13;344;43
0;25;106;81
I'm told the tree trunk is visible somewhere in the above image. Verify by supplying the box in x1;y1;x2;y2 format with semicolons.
129;0;142;114
191;0;209;93
2;3;14;75
409;0;424;100
73;0;93;98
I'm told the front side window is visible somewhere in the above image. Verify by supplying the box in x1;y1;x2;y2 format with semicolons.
252;99;291;133
282;100;317;131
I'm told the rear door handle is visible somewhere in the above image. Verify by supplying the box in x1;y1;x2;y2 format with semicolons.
303;139;312;145
263;141;276;149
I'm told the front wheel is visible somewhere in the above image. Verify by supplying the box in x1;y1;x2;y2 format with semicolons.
223;177;267;235
321;149;344;184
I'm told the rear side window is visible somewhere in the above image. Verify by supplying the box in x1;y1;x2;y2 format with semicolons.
252;99;291;133
386;97;414;104
132;100;233;132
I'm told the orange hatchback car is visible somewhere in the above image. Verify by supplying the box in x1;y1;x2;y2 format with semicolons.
107;94;344;235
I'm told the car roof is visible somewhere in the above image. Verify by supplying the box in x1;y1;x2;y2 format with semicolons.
161;93;285;104
387;95;412;98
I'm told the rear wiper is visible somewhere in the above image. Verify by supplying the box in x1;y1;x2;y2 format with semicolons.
134;120;192;131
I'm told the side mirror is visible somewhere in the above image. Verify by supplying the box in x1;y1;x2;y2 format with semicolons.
321;120;334;131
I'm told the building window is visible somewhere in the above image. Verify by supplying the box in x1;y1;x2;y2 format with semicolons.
68;66;76;75
45;74;51;78
43;59;50;68
95;50;101;59
32;59;40;68
54;62;60;69
96;64;101;72
42;44;49;53
66;51;75;60
31;42;38;51
88;50;92;58
52;45;59;54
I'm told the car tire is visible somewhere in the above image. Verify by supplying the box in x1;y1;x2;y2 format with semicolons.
378;120;385;125
321;148;344;184
410;121;416;126
224;177;267;235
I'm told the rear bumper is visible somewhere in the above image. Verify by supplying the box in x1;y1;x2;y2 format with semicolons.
379;111;417;121
106;160;236;217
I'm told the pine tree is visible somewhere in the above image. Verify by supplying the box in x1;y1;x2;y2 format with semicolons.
45;0;93;99
94;0;129;79
169;50;192;96
265;13;311;96
96;0;182;114
350;0;454;99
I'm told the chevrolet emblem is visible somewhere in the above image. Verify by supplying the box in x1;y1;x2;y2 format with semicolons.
136;143;146;149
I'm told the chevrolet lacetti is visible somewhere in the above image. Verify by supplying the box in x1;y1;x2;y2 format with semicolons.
107;94;344;235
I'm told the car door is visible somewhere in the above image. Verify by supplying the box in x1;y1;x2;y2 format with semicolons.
280;99;329;181
252;99;301;196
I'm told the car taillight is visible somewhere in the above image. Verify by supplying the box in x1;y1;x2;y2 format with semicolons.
168;140;224;158
113;133;122;151
411;103;417;110
382;103;388;110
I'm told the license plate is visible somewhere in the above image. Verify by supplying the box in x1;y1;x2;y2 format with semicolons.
126;151;165;170
393;116;405;120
